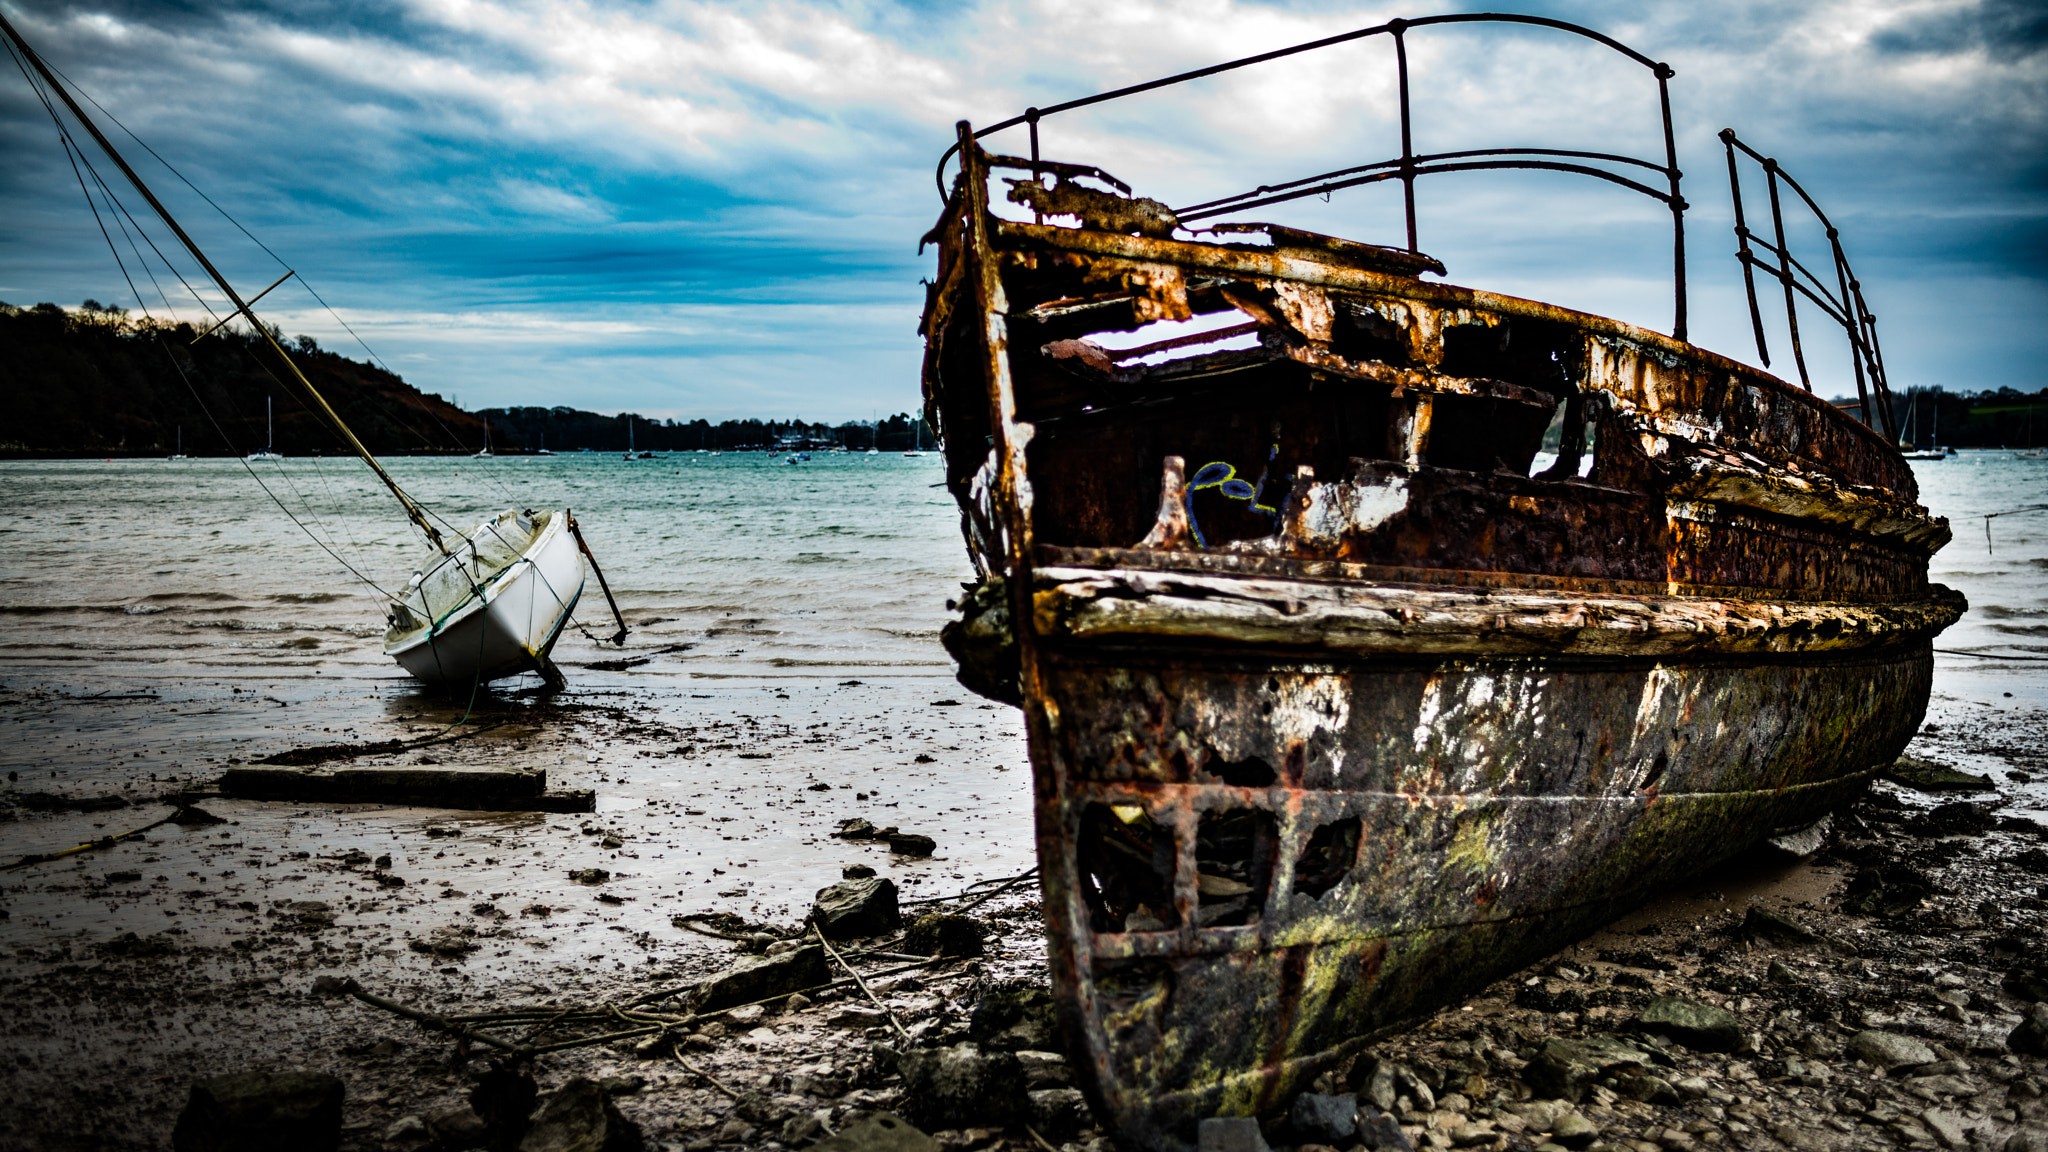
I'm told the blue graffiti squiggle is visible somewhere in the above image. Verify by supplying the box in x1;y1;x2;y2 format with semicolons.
1186;461;1258;546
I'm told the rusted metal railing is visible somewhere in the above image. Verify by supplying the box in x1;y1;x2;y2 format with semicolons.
1719;129;1896;439
937;13;1691;342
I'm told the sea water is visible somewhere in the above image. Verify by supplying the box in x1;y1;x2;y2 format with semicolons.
0;447;2042;822
0;451;971;684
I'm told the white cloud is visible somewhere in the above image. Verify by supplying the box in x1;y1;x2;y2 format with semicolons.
4;0;2042;410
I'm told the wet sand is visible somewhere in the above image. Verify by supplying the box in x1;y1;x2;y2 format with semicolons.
3;670;2046;1151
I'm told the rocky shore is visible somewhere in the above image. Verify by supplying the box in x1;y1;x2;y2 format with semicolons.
2;684;2045;1152
1;771;2042;1152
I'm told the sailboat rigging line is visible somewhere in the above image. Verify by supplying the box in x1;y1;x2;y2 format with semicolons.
1;11;450;557
28;73;394;595
35;52;483;465
49;89;229;331
191;270;295;343
78;141;182;323
43;54;407;387
159;335;395;596
69;116;455;547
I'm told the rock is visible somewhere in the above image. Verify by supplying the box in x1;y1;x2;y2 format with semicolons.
1614;1072;1679;1104
517;1078;643;1152
1354;1057;1399;1111
384;1115;429;1144
1843;864;1938;915
808;1112;937;1152
1887;758;1995;792
843;864;876;879
1448;1121;1496;1147
425;1103;489;1148
1920;1108;1967;1148
1766;959;1801;985
784;992;813;1013
812;876;900;939
1028;1087;1092;1141
470;1059;539;1149
835;818;880;840
1743;905;1819;947
888;832;937;857
2005;1131;2048;1152
1014;1050;1074;1089
1526;1036;1654;1103
1351;1058;1435;1114
1356;1109;1416;1151
968;982;1060;1051
1638;996;1743;1052
1913;800;1999;836
1289;1092;1358;1143
903;913;986;957
734;1091;792;1129
690;944;830;1013
827;1005;892;1030
2003;971;2048;1003
170;1070;344;1152
1196;1117;1271;1152
408;925;480;957
1550;1110;1598;1150
1851;1030;1939;1070
1766;813;1833;856
898;1044;1026;1130
2011;1003;2048;1056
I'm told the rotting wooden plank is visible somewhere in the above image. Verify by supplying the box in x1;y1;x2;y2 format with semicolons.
215;766;593;812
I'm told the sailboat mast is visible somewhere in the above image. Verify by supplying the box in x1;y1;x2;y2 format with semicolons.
1;12;448;554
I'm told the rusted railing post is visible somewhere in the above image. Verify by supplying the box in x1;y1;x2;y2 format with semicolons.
1656;62;1686;342
1721;130;1770;367
1829;230;1873;427
1393;20;1418;254
1763;160;1811;391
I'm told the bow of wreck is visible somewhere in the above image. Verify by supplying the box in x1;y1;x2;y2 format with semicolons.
917;16;1962;1150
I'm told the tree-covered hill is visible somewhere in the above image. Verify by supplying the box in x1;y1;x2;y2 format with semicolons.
0;300;486;457
0;301;936;457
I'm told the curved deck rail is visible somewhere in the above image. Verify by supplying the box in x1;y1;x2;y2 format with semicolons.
937;13;1689;339
1721;129;1898;438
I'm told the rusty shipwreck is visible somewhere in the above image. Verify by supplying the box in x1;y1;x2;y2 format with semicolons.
918;14;1963;1151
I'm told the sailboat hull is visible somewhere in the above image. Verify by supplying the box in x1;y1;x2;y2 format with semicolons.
385;510;585;685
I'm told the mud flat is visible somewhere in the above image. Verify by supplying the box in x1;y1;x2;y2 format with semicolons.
2;682;2046;1152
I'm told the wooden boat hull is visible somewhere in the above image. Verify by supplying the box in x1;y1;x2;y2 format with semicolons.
384;509;585;686
920;124;1960;1149
1018;631;1927;1143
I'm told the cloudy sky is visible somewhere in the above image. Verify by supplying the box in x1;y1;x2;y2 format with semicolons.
2;0;2042;421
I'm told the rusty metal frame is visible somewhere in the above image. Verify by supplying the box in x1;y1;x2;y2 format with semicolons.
1719;128;1896;440
935;12;1690;341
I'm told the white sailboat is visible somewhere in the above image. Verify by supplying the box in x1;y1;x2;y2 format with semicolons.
167;425;186;460
472;412;493;458
245;397;282;461
4;15;628;688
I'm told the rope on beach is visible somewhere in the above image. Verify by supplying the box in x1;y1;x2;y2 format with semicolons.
812;922;913;1042
0;806;197;871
